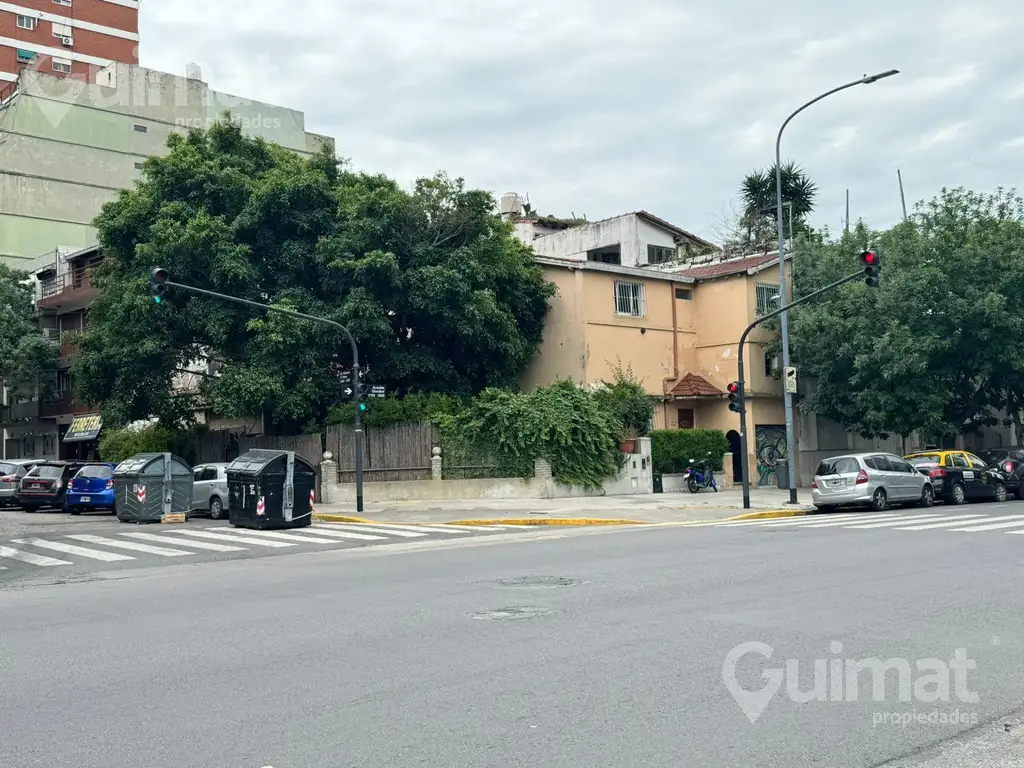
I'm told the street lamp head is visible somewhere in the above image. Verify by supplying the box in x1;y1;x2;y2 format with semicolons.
861;69;900;84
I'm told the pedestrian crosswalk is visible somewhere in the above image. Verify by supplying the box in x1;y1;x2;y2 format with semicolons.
0;522;533;575
701;511;1024;536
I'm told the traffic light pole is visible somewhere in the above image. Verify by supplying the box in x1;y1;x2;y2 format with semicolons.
159;279;366;514
737;269;865;509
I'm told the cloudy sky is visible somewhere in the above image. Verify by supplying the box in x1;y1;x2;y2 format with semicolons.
141;0;1019;242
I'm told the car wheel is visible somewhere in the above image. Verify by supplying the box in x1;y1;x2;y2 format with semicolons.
1017;483;1024;501
917;484;935;508
69;508;80;515
995;483;1008;503
950;482;967;505
871;488;887;511
209;497;225;519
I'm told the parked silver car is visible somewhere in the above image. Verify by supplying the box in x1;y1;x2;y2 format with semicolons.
812;452;934;511
0;459;42;508
191;463;229;519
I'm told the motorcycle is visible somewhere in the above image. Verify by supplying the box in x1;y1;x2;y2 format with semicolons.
684;452;718;493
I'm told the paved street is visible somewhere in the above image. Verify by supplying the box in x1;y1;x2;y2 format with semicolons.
4;503;1024;766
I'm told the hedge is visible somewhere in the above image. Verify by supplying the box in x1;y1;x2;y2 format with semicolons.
650;429;730;474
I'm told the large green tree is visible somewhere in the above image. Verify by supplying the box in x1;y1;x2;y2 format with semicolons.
0;264;57;398
73;116;555;431
786;187;1024;445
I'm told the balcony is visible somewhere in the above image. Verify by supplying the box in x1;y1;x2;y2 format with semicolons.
0;399;40;426
37;266;99;312
40;391;92;419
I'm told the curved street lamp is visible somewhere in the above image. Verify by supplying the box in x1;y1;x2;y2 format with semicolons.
774;69;900;503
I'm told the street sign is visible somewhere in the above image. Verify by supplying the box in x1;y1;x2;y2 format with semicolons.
343;387;352;396
370;385;386;398
784;366;797;394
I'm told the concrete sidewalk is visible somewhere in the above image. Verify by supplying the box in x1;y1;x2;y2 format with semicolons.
311;487;815;525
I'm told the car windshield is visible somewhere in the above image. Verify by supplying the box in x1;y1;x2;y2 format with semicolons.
76;465;113;478
815;457;859;475
906;454;942;466
31;465;63;478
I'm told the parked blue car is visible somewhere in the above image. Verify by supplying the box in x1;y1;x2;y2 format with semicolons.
66;463;116;515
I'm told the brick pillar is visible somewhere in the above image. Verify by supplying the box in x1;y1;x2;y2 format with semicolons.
722;452;734;489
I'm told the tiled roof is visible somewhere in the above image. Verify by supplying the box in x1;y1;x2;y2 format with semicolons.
669;373;722;397
673;253;778;280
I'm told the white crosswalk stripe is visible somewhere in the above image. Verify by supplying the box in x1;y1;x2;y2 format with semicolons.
67;534;195;557
0;545;70;566
320;524;429;538
210;528;344;544
706;510;1024;535
318;522;473;535
845;515;955;529
12;538;135;561
890;515;987;530
948;516;1024;532
721;512;895;527
294;527;387;541
162;530;295;548
118;531;246;551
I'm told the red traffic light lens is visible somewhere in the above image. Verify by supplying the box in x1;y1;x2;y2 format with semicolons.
862;251;877;265
727;382;739;394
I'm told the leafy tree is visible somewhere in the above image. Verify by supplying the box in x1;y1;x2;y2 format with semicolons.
73;115;555;431
786;187;1024;445
0;264;57;398
730;161;818;250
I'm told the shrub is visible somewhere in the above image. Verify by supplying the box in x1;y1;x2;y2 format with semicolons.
593;362;656;438
650;429;729;474
450;379;624;487
326;392;466;428
99;423;196;464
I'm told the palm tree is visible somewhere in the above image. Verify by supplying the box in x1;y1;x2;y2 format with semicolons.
739;162;818;243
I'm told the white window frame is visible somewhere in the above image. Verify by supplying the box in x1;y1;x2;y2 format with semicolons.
755;281;780;316
614;281;646;318
53;0;72;6
52;22;73;38
16;14;36;30
51;57;72;74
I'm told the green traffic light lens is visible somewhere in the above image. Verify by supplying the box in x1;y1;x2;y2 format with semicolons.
154;296;161;303
359;404;367;411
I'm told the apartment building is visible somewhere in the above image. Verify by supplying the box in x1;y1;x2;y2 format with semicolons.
0;0;138;84
0;62;334;265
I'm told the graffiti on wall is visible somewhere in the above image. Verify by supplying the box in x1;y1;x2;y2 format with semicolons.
756;425;787;486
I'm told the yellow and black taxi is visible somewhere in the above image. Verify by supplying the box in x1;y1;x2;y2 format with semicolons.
904;450;1011;505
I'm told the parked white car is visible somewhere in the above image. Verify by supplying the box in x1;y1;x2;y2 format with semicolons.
191;463;229;519
811;452;934;511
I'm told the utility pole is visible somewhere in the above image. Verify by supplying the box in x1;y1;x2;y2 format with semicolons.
897;169;908;221
845;190;850;234
149;269;366;514
773;68;899;504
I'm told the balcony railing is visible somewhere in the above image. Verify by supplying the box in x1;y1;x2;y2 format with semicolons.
40;391;91;419
0;399;40;424
38;265;97;305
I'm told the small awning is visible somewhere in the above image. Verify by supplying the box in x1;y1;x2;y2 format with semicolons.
669;373;723;398
64;414;102;442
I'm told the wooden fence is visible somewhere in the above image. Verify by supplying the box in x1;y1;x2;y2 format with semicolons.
326;421;439;483
194;431;323;468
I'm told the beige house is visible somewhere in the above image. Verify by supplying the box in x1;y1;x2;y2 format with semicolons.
522;250;795;486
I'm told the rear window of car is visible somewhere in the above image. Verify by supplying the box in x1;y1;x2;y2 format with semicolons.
816;457;860;475
980;451;1007;462
76;465;112;478
907;454;943;466
0;463;17;475
30;465;63;478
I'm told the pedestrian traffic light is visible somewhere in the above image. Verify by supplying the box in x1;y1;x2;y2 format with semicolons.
727;381;744;413
860;250;880;287
149;267;168;302
356;382;368;398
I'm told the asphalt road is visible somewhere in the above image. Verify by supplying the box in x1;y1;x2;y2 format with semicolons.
4;502;1024;767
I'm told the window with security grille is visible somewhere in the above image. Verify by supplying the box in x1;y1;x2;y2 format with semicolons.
614;281;645;317
755;282;780;315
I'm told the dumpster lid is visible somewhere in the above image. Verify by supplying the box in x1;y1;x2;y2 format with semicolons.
226;448;292;474
113;452;192;475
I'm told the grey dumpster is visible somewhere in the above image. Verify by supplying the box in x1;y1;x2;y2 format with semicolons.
227;449;316;530
114;452;194;523
775;460;790;490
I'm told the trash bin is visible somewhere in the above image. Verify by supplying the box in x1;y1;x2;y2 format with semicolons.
114;452;194;523
653;473;663;493
775;460;789;490
226;449;316;530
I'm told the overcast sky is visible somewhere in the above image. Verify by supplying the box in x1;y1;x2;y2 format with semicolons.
140;0;1018;243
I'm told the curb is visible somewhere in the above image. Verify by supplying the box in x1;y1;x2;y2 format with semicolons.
723;508;811;521
444;518;646;527
312;514;379;524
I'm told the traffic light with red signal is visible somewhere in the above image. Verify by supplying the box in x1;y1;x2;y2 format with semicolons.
149;267;168;302
860;250;880;287
727;381;744;413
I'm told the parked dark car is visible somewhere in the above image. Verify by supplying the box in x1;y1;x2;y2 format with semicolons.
17;461;107;512
979;447;1024;500
66;463;117;515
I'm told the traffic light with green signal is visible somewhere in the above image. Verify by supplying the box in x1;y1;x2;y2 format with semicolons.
149;267;168;302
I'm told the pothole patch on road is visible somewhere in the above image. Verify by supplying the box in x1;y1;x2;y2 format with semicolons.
492;576;583;590
468;606;556;620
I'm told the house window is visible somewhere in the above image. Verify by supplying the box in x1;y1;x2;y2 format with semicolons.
52;22;72;38
755;282;780;315
764;351;779;377
675;287;692;300
133;124;148;132
134;162;143;169
16;14;36;30
614;281;645;317
647;244;675;263
56;369;72;392
588;248;620;265
16;49;35;63
53;0;72;6
51;58;71;74
677;408;695;429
